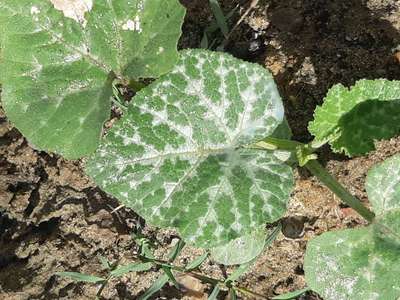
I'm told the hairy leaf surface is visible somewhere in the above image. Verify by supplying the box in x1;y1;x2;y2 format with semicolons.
210;226;266;265
366;154;400;215
86;50;294;248
305;154;400;300
0;0;185;158
309;79;400;156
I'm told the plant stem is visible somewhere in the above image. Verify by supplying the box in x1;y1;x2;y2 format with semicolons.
260;137;303;151
305;160;375;222
138;256;269;299
256;137;375;223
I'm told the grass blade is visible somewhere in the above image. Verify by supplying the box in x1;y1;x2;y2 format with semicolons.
265;223;282;248
138;274;169;300
209;0;229;37
230;288;238;300
272;288;310;299
185;252;209;271
226;261;252;283
110;262;153;277
161;266;179;289
56;272;105;283
209;285;221;300
201;6;237;49
168;239;185;262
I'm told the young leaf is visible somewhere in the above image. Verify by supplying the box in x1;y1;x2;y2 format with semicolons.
168;239;185;262
138;273;169;300
210;226;266;265
304;153;400;300
161;266;179;289
225;261;253;283
185;252;209;271
110;262;152;277
86;49;294;248
56;271;105;283
308;79;400;156
209;0;229;37
0;0;185;159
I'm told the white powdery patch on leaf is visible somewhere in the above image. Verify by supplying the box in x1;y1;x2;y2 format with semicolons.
0;0;185;159
86;49;294;249
50;0;93;27
305;155;400;299
122;15;142;33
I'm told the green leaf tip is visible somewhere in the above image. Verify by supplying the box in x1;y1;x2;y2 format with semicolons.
304;153;400;300
86;49;294;249
0;0;185;159
309;79;400;157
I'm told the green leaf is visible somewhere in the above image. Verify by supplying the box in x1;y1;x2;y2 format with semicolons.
209;0;229;37
138;273;169;300
308;79;400;156
304;154;400;300
161;266;179;289
86;49;294;248
226;261;253;283
210;226;266;265
272;288;310;299
168;239;185;262
56;271;105;283
0;0;185;159
211;222;281;266
230;288;238;300
185;252;209;271
209;285;221;300
110;262;152;277
365;154;400;215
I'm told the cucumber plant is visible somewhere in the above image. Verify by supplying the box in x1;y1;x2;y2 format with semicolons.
1;1;400;299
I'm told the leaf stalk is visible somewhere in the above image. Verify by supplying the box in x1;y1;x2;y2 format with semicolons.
258;137;376;223
305;160;375;222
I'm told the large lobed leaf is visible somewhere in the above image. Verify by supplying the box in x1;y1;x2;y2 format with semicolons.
86;49;294;248
304;154;400;300
309;79;400;156
0;0;185;159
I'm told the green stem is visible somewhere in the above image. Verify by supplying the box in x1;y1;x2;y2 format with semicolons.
305;160;375;222
138;256;269;299
257;137;375;223
258;136;303;151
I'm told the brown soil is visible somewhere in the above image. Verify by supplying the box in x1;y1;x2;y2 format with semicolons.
1;0;400;299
